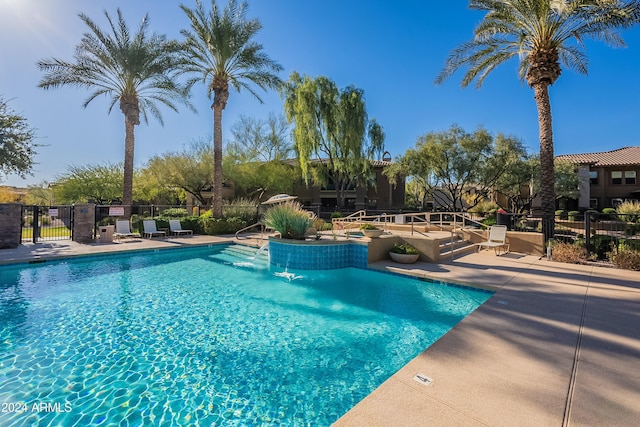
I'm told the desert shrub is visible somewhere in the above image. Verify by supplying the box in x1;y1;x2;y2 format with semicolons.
555;210;566;219
264;201;316;240
223;198;258;223
610;249;640;270
568;210;580;221
312;218;332;231
551;242;587;264
161;207;188;218
616;200;640;222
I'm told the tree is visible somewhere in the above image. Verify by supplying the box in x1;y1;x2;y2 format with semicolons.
226;113;293;162
55;163;124;204
146;140;214;206
224;113;298;197
37;9;191;207
0;96;38;181
282;73;385;209
494;156;581;213
435;0;640;238
385;125;525;212
180;0;283;218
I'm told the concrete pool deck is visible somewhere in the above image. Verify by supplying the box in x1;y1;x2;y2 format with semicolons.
1;238;639;426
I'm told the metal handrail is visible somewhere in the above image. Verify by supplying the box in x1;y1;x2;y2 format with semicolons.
235;222;265;240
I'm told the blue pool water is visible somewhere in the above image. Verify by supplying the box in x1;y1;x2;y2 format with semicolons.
0;245;493;426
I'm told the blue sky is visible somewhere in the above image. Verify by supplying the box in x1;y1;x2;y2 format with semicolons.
2;0;639;188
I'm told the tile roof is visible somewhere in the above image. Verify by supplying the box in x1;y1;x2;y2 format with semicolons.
556;146;640;167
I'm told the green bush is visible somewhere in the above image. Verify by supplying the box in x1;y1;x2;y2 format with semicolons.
359;223;378;230
568;211;580;221
468;201;499;215
618;239;640;252
160;208;189;218
590;235;616;260
481;216;497;228
390;243;419;255
602;207;616;215
330;211;344;219
555;210;566;219
97;216;117;226
626;223;640;236
181;216;203;234
264;201;316;240
202;217;247;235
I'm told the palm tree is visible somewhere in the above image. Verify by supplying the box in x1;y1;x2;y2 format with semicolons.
435;0;640;239
38;9;191;207
180;0;283;218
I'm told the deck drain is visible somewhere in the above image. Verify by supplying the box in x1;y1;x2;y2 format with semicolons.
497;300;509;305
413;373;433;386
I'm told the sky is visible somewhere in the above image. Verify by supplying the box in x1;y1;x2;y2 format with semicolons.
1;0;640;188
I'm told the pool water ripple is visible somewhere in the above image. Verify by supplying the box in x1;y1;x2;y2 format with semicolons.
0;246;492;426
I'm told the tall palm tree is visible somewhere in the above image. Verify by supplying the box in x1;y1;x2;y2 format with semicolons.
38;9;191;207
435;0;640;239
180;0;283;218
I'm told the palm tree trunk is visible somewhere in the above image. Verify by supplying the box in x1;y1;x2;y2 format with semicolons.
533;82;556;241
123;114;136;209
212;104;224;218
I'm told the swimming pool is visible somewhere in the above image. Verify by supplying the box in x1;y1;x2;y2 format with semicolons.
0;244;493;426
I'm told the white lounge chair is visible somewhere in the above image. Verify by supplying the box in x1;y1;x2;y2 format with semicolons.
114;220;141;241
477;225;510;255
169;219;193;236
143;220;166;239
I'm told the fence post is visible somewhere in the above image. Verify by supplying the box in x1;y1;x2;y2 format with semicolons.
32;205;40;244
585;213;591;258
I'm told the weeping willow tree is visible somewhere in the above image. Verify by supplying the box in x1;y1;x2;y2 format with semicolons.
282;72;385;209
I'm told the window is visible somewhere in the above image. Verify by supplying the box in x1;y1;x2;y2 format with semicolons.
589;198;598;209
589;171;598;185
625;171;636;185
612;171;622;185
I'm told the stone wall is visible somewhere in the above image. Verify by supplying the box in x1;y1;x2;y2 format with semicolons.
0;203;22;249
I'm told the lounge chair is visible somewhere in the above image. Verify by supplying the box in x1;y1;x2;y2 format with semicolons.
477;225;510;255
114;220;141;241
143;220;166;239
169;219;193;236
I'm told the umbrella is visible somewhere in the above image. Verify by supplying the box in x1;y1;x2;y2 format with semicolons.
261;194;298;205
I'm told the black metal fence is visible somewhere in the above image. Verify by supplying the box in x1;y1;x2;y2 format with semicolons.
497;212;640;259
21;205;74;243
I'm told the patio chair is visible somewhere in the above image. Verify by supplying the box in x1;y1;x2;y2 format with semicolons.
114;220;141;241
143;220;166;239
476;225;510;255
169;219;193;236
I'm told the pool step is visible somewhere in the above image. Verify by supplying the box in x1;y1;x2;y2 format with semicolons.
212;244;269;265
